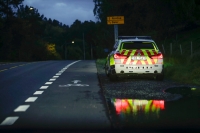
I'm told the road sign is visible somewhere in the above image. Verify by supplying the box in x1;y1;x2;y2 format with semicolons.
107;16;124;20
107;16;124;43
107;20;124;24
107;16;124;25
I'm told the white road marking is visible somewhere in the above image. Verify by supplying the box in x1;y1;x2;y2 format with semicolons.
14;105;30;112
59;84;89;87
0;117;19;126
66;60;81;67
10;66;17;69
49;79;56;81
25;97;38;102
56;73;61;75
0;69;7;72
72;80;81;84
53;76;59;78
45;82;52;84
34;91;43;95
40;86;48;89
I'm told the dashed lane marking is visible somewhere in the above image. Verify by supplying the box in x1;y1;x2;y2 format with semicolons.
0;62;36;72
40;86;48;89
45;82;52;85
10;66;18;69
0;117;19;126
0;69;8;72
14;105;30;112
25;97;38;102
0;60;81;126
34;91;44;95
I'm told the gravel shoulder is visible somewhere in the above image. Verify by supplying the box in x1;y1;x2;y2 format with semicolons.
96;63;200;101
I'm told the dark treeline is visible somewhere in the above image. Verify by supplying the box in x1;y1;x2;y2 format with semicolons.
0;0;108;61
93;0;200;50
0;0;200;61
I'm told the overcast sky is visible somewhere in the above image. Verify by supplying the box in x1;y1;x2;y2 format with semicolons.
22;0;97;26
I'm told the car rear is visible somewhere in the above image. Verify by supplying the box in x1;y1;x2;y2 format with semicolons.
113;40;164;79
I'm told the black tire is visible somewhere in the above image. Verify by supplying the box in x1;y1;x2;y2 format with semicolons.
156;74;164;81
109;74;117;81
105;65;109;77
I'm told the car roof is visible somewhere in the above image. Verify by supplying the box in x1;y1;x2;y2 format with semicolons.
118;36;152;40
118;36;155;42
120;39;154;42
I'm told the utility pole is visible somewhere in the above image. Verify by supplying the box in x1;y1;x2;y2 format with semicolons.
114;24;118;43
65;42;67;59
6;0;9;19
91;44;93;59
83;33;85;60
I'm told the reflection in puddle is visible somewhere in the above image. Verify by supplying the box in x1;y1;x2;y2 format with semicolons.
106;87;200;131
110;98;165;126
114;99;164;115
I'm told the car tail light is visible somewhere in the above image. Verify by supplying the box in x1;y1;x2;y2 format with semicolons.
114;53;127;59
150;52;163;59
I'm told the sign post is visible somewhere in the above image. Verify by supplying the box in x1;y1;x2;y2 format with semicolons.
114;25;118;43
107;16;124;43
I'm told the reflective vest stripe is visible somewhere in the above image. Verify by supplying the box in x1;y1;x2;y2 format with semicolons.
152;50;157;55
126;56;132;65
139;50;147;65
136;60;142;65
121;50;126;55
146;50;155;64
144;60;148;65
146;58;153;65
146;50;152;57
118;49;160;65
130;50;139;64
123;50;132;64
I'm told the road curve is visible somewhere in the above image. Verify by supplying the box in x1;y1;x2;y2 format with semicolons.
0;60;111;132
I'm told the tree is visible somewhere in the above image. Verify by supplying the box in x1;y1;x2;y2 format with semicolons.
0;0;23;18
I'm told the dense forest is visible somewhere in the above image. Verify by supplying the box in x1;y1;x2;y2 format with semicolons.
0;0;200;61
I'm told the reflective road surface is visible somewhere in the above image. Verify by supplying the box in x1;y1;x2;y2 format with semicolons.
105;87;200;132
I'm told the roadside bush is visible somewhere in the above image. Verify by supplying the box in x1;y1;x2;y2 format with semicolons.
190;67;200;85
96;58;106;66
190;52;200;66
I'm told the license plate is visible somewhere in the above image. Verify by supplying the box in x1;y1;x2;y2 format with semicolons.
132;56;146;60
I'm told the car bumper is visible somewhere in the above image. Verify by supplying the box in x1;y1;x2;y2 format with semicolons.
109;64;164;77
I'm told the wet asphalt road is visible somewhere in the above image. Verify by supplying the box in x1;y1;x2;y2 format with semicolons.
0;61;200;133
0;60;111;132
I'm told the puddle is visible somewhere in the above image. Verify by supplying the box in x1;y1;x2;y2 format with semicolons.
106;87;200;131
165;87;200;97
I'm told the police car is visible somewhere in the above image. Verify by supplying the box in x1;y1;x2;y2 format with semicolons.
104;36;164;81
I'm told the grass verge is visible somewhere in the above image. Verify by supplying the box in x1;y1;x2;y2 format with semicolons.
96;57;200;86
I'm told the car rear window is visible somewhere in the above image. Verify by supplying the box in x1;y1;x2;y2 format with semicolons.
120;41;155;49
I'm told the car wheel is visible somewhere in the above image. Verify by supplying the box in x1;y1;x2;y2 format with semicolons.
105;65;109;77
156;74;164;81
109;74;117;81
